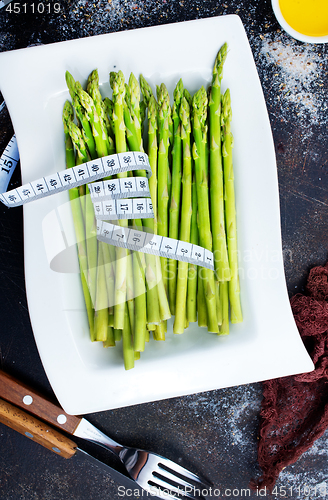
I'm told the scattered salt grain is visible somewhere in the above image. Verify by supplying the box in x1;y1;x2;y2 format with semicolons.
251;33;328;130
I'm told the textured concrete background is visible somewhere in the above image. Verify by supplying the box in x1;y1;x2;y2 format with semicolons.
0;1;328;499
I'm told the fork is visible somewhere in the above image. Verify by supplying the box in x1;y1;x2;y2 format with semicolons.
0;370;210;499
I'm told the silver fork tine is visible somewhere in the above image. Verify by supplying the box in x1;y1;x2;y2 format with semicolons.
154;466;199;489
71;418;209;495
150;475;201;500
158;458;208;485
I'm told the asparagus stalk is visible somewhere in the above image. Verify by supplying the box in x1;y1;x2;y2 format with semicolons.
192;87;219;333
63;101;95;340
197;268;208;328
122;302;135;370
154;320;166;341
157;83;171;294
209;43;231;282
128;73;142;124
174;95;192;334
87;69;115;156
168;79;183;314
186;174;198;323
94;242;109;341
147;95;158;225
65;118;102;324
124;75;162;330
139;74;151;138
145;92;171;324
63;112;98;305
140;100;146;137
103;97;115;140
109;70;132;333
76;82;110;158
140;74;153;107
65;119;89;165
133;251;147;352
221;88;243;323
126;248;135;335
114;329;122;342
219;280;229;334
124;79;143;155
102;242;116;346
62;100;76;167
65;71;97;160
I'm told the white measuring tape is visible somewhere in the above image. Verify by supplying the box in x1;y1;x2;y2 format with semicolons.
0;134;19;194
0;151;151;208
89;175;153;219
97;220;215;271
88;177;150;200
0;135;215;270
93;198;154;220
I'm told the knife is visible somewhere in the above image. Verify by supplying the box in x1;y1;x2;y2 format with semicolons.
0;396;151;498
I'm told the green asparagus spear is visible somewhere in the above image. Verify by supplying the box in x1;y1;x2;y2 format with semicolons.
219;280;229;334
65;71;97;160
197;267;208;328
192;87;219;333
124;81;143;155
174;96;192;333
109;70;131;331
140;74;153;107
122;302;135;370
64;119;99;314
76;82;110;158
221;88;243;323
145;94;171;324
157;83;171;294
103;97;115;140
62;101;94;340
168;79;183;315
102;242;116;346
126;248;135;335
147;95;158;224
62;100;76;166
209;43;231;282
65;119;89;165
87;69;115;155
133;251;147;352
94;242;109;341
186;174;198;323
124;74;162;329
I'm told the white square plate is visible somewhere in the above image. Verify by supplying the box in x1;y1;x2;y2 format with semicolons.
0;15;314;415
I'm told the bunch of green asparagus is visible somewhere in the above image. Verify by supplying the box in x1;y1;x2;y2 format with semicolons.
62;42;242;370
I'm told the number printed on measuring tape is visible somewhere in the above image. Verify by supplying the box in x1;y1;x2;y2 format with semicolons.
0;135;20;195
0;151;151;208
88;176;150;201
97;220;215;271
93;197;154;220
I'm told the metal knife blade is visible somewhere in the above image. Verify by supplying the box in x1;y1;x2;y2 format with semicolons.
75;448;152;498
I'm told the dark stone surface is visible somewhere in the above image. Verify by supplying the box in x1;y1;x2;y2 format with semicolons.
0;1;328;499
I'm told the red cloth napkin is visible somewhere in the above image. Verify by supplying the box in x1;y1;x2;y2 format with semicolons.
250;263;328;492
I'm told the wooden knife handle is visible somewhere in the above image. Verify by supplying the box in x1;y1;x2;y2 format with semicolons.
0;370;81;435
0;398;77;459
